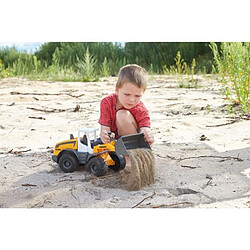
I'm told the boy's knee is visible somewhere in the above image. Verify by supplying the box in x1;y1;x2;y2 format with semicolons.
116;110;133;122
116;110;137;131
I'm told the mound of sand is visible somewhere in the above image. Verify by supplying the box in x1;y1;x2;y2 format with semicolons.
121;148;155;191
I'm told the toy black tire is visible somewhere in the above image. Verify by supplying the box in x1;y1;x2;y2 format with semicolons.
87;157;108;177
108;152;126;172
59;153;79;173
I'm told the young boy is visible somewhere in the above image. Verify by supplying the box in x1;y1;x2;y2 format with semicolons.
98;64;154;146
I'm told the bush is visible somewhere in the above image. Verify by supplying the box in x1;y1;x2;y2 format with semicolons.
75;48;98;82
210;42;250;113
0;59;8;78
100;57;111;77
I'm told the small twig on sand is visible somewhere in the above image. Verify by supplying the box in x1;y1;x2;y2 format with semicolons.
27;107;68;113
7;102;15;106
10;91;85;98
67;93;85;98
31;161;47;168
70;187;78;201
13;149;32;154
29;116;46;120
181;165;199;169
156;154;176;160
132;191;156;208
202;175;213;189
206;120;237;127
206;175;213;186
0;149;32;155
27;104;82;113
156;154;243;162
58;178;78;182
22;183;37;187
11;91;99;103
11;91;60;96
152;201;193;208
178;155;243;162
206;178;212;186
70;187;81;207
0;149;13;154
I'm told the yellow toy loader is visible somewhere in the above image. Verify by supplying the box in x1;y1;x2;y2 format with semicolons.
52;128;150;177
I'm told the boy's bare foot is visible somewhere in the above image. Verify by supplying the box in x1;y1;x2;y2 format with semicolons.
124;155;131;167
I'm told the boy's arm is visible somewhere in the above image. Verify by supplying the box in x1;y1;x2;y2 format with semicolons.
135;104;154;145
99;96;115;143
100;125;115;144
140;127;154;145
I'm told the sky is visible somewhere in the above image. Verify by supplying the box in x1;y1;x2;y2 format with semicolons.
0;42;44;53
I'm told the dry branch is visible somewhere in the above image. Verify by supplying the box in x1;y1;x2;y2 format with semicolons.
7;102;15;106
27;107;68;113
0;149;32;154
11;91;59;96
206;120;237;127
181;165;199;169
67;93;85;98
156;154;243;162
27;104;82;113
178;155;243;162
156;154;176;160
10;91;85;98
22;183;37;187
152;201;193;208
132;191;156;208
28;116;46;120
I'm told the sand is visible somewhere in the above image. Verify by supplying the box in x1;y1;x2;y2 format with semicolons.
0;75;249;208
122;148;155;191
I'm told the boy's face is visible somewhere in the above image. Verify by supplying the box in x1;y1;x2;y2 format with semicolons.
115;82;144;109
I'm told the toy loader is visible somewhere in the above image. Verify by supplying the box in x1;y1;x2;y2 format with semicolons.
52;128;151;177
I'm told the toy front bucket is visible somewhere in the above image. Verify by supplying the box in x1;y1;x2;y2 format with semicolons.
115;133;151;155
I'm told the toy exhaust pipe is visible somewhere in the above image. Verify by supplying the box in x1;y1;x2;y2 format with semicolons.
115;133;151;155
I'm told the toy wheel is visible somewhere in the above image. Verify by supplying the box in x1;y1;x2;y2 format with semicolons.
108;152;126;172
87;157;108;177
59;153;79;173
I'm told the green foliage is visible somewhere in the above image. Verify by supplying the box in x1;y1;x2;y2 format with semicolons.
12;53;41;75
35;42;125;75
148;63;154;75
124;42;214;73
174;51;185;81
191;58;196;82
75;48;98;82
0;42;219;83
40;66;81;82
35;42;61;65
172;51;198;88
100;57;111;77
210;42;250;113
0;59;11;78
0;47;19;68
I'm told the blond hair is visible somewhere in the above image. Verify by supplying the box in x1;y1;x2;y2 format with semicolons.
116;64;148;91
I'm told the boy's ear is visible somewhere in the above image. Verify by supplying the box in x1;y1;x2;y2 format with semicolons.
115;87;119;94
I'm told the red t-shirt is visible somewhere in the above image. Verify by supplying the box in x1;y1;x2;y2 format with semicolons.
98;93;150;135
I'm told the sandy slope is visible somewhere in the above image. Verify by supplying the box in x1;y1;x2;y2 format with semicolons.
0;75;249;208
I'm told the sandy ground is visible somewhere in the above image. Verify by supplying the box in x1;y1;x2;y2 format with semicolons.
0;75;249;208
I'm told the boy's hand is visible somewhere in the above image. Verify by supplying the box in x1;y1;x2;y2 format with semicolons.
100;126;115;144
140;127;154;145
